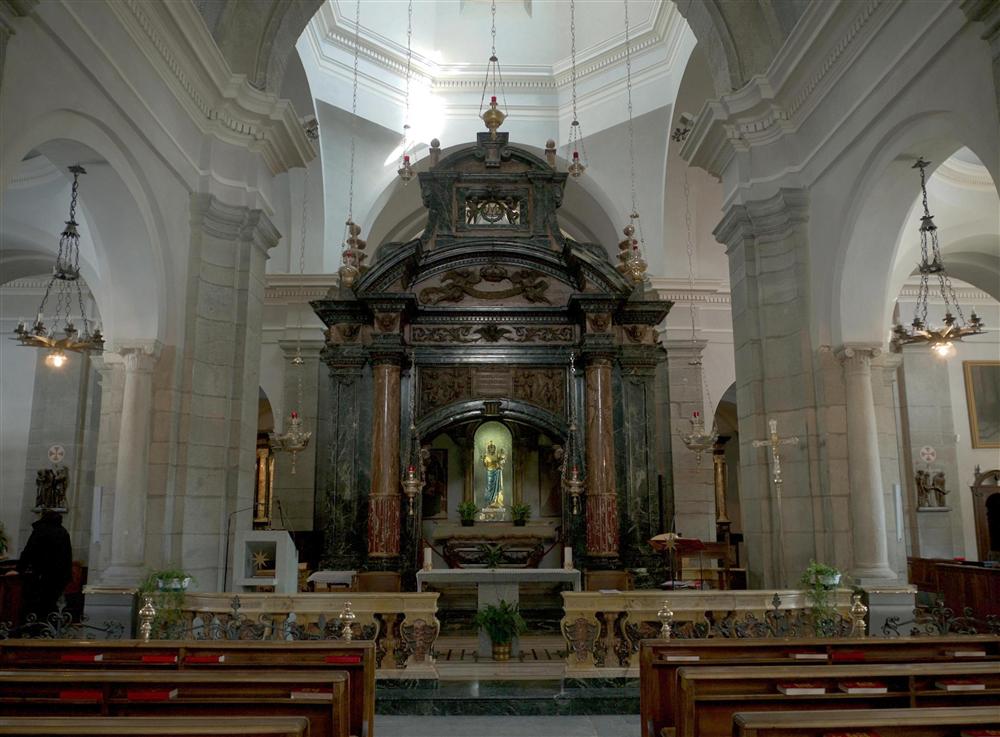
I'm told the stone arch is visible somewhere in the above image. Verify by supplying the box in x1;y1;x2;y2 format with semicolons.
1;110;170;345
416;399;568;442
831;111;1000;347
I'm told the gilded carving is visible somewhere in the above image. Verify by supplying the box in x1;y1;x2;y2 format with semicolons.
586;313;611;333
400;616;441;664
374;312;401;334
418;265;551;305
561;616;599;665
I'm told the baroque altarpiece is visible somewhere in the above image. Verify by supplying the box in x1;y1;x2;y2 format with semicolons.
311;133;673;580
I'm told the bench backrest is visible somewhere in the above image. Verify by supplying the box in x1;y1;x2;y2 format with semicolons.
732;706;1000;737
0;716;311;736
638;634;1000;737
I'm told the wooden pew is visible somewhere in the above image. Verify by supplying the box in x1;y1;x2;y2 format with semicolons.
676;661;1000;737
0;716;311;736
0;640;374;737
639;635;1000;737
733;706;1000;737
0;670;349;737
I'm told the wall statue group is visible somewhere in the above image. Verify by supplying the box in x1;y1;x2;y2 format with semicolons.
915;468;949;509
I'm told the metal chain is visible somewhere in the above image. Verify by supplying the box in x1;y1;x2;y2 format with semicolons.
569;0;579;122
623;0;646;250
491;0;497;57
403;0;413;146
345;0;361;237
683;170;696;340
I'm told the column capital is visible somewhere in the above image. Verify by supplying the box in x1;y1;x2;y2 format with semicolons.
115;340;161;373
663;338;708;361
713;188;809;248
836;343;882;370
277;339;325;360
190;193;281;253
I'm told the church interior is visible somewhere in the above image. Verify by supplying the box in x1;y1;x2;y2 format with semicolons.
0;0;999;735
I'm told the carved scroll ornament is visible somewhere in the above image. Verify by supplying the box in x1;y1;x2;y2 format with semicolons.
418;265;551;305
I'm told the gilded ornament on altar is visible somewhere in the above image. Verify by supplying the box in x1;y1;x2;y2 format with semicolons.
251;550;271;571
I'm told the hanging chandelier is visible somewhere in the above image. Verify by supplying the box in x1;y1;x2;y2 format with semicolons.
479;0;508;139
14;165;104;367
561;353;585;514
338;0;367;289
271;133;314;473
678;170;718;463
564;0;587;178
615;0;647;285
397;0;416;184
891;158;984;358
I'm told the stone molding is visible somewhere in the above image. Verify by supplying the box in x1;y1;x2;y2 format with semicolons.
308;0;682;96
648;278;731;306
681;0;899;178
265;274;340;304
119;347;157;374
961;0;1000;50
713;188;809;248
106;0;314;175
191;193;280;253
663;338;708;361
276;339;325;359
836;344;882;372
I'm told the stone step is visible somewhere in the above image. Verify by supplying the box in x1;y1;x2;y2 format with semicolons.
376;679;639;716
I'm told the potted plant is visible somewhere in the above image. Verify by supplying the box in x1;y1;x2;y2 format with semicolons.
138;567;195;638
458;501;477;527
473;599;527;661
511;502;531;527
799;560;842;635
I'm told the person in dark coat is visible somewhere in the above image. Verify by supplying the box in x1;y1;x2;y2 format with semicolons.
16;511;72;625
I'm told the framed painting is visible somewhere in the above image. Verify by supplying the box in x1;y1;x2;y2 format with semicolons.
422;448;448;518
964;360;1000;448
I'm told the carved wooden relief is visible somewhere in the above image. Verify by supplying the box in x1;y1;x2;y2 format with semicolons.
418;265;551;305
410;325;574;344
420;365;566;415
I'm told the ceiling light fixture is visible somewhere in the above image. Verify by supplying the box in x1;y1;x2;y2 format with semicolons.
891;158;984;357
338;0;367;289
397;0;416;184
564;0;587;178
14;165;104;366
615;0;648;285
478;0;508;139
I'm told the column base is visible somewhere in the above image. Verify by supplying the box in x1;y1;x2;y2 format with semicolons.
97;565;146;587
851;566;898;583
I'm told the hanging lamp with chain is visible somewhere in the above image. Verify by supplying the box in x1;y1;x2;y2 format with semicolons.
271;126;316;474
564;0;587;177
479;0;509;138
397;0;416;184
338;0;367;288
14;166;104;367
678;169;718;463
891;158;984;358
615;0;648;285
401;354;424;516
561;353;585;514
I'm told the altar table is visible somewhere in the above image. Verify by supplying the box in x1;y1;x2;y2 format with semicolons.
416;568;581;656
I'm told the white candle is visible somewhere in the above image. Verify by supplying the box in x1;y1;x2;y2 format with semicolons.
564;546;573;570
423;546;433;571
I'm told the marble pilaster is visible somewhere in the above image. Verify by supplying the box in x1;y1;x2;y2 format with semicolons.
368;356;402;558
584;354;618;558
838;346;895;581
105;346;157;581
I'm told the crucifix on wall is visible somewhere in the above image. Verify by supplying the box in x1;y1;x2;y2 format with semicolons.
751;418;800;584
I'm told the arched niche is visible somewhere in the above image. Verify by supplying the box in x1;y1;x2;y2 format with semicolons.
971;469;1000;560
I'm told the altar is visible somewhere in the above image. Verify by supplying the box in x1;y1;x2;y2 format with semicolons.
417;567;581;656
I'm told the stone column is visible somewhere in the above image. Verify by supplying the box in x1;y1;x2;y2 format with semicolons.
368;355;402;558
106;346;156;580
664;339;716;542
714;189;820;588
838;346;895;580
584;353;619;558
713;437;731;535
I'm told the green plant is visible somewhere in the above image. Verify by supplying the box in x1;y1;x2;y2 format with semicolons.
511;503;531;523
473;599;527;645
138;567;194;637
479;543;506;569
799;560;842;634
458;501;478;522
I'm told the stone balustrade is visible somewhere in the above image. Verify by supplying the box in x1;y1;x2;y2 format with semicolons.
180;592;440;675
561;589;855;673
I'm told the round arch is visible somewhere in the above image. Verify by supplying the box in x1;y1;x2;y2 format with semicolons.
1;110;171;345
831;111;999;347
416;399;568;441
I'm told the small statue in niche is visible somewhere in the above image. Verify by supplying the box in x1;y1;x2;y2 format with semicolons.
34;465;69;511
930;470;949;507
915;469;932;508
481;440;508;509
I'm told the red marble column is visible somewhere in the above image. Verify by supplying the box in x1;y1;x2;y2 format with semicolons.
585;355;619;557
368;359;402;557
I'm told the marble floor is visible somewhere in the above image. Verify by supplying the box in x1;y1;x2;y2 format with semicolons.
376;715;639;737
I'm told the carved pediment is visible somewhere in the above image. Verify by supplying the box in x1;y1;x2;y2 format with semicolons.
417;264;558;306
